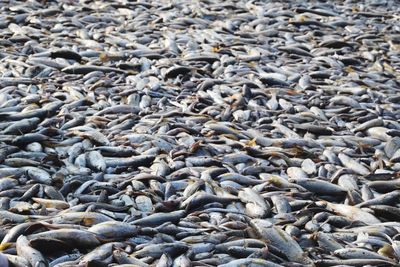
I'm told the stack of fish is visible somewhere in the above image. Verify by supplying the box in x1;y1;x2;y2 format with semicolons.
0;0;400;266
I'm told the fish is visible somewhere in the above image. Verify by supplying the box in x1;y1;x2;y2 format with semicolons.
0;0;399;266
251;219;313;264
88;221;139;239
16;235;46;267
27;229;101;248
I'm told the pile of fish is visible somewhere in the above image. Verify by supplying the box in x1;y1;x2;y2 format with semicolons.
0;0;400;266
